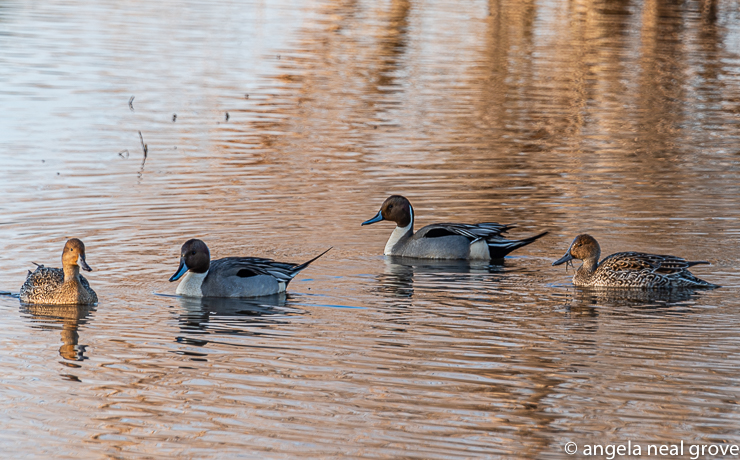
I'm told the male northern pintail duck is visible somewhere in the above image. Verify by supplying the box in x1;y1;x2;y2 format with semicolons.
19;238;98;305
361;195;548;259
552;234;718;288
169;239;331;297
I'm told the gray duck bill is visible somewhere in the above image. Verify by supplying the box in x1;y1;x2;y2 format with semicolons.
552;252;574;266
79;256;93;272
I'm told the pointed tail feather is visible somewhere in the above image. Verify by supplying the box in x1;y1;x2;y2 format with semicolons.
680;271;720;288
683;261;719;288
283;247;332;288
686;260;710;267
487;231;548;259
293;247;333;273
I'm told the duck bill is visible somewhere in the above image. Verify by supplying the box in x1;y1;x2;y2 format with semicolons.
361;210;384;226
78;254;92;272
552;252;574;266
169;259;189;282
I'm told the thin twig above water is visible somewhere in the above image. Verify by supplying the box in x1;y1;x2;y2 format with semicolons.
138;131;148;168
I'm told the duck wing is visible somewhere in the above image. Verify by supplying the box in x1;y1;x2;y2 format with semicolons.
211;248;331;284
415;222;514;242
601;252;707;274
211;257;301;283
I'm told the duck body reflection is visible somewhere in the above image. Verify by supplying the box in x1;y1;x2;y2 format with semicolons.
20;303;95;362
378;256;506;298
176;295;304;343
570;286;705;308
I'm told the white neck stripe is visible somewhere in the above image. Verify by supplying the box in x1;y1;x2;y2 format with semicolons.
384;207;414;255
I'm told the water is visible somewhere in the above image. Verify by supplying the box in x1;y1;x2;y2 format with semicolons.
1;0;740;458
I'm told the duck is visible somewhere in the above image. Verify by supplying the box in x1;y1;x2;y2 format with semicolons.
169;239;331;297
361;195;548;259
552;234;718;288
19;238;98;305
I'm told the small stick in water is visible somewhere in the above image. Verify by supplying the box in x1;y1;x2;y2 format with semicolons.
118;149;129;158
129;95;135;112
173;113;177;122
225;112;230;122
139;131;148;167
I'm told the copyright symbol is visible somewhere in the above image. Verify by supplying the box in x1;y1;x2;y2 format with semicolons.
564;442;577;455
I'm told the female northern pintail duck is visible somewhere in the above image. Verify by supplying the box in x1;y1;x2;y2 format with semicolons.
361;195;548;259
19;238;98;305
552;234;718;288
169;239;331;297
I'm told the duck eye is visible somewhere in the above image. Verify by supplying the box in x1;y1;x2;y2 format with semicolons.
388;204;393;210
191;250;196;255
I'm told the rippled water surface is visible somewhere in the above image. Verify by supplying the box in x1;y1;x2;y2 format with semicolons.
2;0;740;458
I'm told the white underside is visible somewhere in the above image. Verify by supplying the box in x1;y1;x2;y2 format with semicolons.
176;270;208;297
468;239;490;260
384;209;413;255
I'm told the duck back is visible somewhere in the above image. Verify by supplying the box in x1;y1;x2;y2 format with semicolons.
585;252;717;288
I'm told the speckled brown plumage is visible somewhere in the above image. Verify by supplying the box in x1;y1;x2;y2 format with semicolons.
553;234;718;289
19;239;98;305
20;266;97;305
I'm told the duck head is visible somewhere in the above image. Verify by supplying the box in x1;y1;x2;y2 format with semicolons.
62;238;92;272
169;239;211;282
361;195;413;228
552;234;601;266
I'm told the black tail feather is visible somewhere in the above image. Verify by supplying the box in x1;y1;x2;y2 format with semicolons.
294;247;333;272
487;231;548;259
283;247;332;288
686;260;710;267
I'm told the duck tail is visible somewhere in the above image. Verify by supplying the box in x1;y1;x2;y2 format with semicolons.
683;260;719;288
686;260;710;267
294;247;332;273
487;231;549;259
682;271;720;289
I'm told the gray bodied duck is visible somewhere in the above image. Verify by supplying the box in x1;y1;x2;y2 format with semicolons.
169;239;330;297
20;238;98;305
361;195;547;259
552;234;718;288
